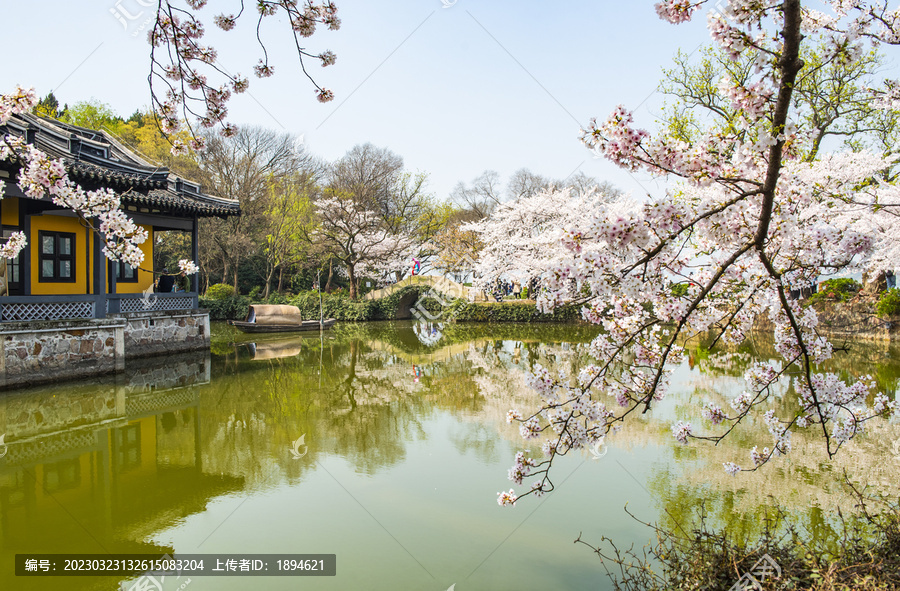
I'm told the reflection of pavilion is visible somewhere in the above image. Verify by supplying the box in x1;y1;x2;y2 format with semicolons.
0;351;243;590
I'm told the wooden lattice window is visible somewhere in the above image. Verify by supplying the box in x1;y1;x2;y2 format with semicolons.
38;231;76;283
115;261;138;283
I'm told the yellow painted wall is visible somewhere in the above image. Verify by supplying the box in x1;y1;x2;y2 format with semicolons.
28;215;153;295
1;196;19;226
29;214;90;295
107;226;154;295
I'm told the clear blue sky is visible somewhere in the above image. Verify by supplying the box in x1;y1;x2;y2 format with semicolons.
2;1;714;201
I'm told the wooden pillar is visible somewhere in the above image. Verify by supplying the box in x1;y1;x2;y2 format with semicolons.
84;227;91;293
191;215;199;309
21;213;30;296
92;232;105;317
107;254;120;314
191;216;199;294
107;259;116;295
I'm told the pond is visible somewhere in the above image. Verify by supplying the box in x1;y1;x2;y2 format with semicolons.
0;321;898;590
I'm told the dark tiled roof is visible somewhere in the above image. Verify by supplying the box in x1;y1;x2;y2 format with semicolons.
1;114;240;217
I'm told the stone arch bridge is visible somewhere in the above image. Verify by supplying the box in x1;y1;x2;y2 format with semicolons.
363;276;487;319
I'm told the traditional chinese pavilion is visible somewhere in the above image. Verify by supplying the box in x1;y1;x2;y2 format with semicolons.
0;113;240;388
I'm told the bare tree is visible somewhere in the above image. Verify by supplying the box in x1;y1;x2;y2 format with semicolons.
329;143;403;210
562;171;622;199
507;168;553;201
197;126;317;291
450;170;504;219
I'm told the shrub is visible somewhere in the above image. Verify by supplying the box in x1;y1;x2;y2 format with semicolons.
808;278;861;305
199;295;250;321
263;292;290;305
289;291;376;321
204;286;584;324
205;283;236;300
450;300;581;323
876;288;900;317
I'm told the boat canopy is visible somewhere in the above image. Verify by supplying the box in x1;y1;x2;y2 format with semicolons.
245;304;304;326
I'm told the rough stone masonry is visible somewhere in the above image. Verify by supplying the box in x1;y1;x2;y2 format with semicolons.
0;311;210;389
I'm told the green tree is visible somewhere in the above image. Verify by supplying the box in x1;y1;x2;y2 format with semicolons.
34;92;62;119
660;43;900;162
60;98;123;131
258;172;319;298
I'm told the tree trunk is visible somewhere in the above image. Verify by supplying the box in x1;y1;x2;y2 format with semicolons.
263;266;274;299
325;259;333;292
348;263;357;299
277;267;285;293
233;264;239;294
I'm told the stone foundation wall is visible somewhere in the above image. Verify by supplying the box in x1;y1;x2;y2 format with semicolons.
0;318;125;389
111;310;210;358
0;382;119;440
0;310;211;390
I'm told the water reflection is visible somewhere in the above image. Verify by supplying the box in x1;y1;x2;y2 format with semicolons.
0;323;896;590
0;351;223;590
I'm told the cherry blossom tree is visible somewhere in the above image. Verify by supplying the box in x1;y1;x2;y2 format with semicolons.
325;144;445;285
466;187;621;290
149;0;340;149
499;0;900;506
313;193;411;299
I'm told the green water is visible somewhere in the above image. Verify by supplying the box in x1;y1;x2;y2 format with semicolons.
0;322;897;590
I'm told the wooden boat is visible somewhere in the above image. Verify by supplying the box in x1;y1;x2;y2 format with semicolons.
228;304;336;333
